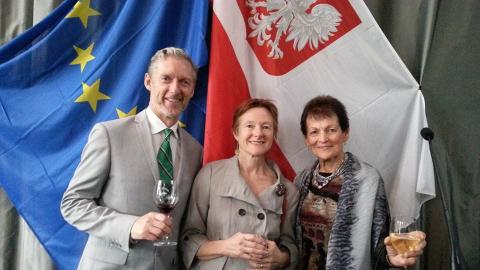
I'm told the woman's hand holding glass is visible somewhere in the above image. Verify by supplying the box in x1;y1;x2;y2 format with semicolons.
385;216;427;268
221;233;268;262
247;237;290;270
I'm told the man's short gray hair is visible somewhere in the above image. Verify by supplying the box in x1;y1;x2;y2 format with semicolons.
147;47;198;76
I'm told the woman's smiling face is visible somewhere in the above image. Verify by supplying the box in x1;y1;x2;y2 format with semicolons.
234;107;275;157
304;114;349;163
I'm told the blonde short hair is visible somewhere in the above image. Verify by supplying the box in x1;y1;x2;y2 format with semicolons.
147;47;198;79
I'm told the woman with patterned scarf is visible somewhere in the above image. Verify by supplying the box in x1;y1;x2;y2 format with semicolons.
295;95;426;270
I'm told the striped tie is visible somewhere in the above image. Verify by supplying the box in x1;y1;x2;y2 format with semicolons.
157;129;174;188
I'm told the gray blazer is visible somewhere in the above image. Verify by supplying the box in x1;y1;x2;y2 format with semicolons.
61;110;203;270
181;157;299;270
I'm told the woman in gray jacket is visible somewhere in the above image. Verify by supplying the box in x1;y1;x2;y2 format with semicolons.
182;99;299;270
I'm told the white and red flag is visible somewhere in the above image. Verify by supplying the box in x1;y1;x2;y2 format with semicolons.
205;0;435;217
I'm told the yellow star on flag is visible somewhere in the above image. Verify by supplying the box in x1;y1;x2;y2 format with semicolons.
75;79;110;112
179;121;186;128
66;0;101;28
116;107;137;118
70;43;95;72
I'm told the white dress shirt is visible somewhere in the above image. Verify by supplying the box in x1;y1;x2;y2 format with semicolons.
145;107;179;170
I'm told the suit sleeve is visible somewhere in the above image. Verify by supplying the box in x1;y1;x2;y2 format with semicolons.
181;164;212;269
60;123;138;253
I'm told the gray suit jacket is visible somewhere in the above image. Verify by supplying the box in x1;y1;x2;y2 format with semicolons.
61;110;203;270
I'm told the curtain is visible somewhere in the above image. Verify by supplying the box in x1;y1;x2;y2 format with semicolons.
0;0;63;45
420;0;480;269
0;188;54;269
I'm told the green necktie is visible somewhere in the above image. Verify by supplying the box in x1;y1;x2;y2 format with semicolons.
157;128;174;185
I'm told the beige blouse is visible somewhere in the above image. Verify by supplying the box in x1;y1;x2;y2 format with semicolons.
181;156;299;270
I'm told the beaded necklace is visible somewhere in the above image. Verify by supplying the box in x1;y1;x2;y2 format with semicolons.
311;153;348;190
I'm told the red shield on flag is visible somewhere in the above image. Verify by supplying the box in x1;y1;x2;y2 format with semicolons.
237;0;361;75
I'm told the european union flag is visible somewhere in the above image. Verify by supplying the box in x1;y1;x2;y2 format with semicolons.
0;0;208;268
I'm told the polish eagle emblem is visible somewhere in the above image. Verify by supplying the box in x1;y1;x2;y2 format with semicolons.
246;0;342;59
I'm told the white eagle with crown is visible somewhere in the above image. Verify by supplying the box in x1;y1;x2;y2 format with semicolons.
246;0;343;59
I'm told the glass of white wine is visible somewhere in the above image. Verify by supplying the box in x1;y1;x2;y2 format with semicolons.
389;216;421;256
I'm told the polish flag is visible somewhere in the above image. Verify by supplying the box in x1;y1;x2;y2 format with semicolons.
204;0;435;217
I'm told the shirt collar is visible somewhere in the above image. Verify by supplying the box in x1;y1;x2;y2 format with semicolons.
146;107;179;137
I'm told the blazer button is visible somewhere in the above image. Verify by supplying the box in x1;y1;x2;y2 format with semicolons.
238;209;246;216
257;213;265;220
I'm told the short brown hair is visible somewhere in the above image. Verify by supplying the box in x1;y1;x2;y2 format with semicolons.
232;99;278;137
300;95;349;136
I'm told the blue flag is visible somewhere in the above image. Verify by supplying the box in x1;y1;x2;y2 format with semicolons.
0;0;208;268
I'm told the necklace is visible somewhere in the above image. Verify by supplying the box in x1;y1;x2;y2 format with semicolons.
311;153;348;190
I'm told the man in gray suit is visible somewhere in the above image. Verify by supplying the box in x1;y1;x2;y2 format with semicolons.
61;47;203;269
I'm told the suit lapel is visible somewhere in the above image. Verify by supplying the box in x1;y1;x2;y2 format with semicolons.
175;129;186;182
134;110;159;181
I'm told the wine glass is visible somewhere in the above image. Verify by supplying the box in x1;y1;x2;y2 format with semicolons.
256;232;269;249
390;216;421;257
153;179;178;246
